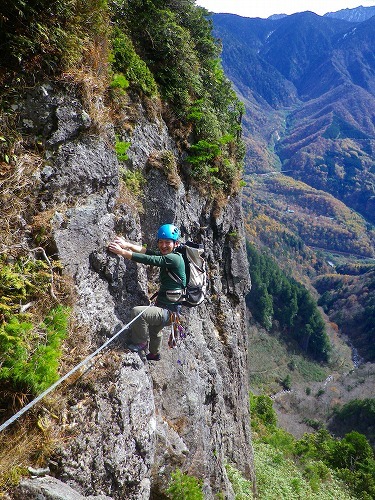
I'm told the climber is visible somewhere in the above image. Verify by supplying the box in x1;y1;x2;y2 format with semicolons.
107;224;186;361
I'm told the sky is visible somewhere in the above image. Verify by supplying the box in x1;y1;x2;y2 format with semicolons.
195;1;375;19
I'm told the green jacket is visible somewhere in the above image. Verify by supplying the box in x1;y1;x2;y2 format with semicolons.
131;249;186;306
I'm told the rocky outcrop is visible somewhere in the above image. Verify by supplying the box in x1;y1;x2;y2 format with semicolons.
12;84;254;499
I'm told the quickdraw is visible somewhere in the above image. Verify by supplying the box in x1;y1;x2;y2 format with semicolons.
168;312;187;349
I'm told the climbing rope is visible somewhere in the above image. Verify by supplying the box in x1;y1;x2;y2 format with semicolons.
0;304;153;434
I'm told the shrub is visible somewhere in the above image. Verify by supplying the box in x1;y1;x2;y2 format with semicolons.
303;460;331;485
329;398;375;445
0;306;70;394
187;99;222;141
250;393;277;429
282;374;292;390
166;469;203;499
263;427;296;457
111;29;158;96
110;73;129;90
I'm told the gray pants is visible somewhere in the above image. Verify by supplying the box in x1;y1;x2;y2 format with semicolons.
130;306;170;354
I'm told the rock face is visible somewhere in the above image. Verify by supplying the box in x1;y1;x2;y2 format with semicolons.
13;84;254;499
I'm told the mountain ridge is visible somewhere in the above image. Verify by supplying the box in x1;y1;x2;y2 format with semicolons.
212;10;375;225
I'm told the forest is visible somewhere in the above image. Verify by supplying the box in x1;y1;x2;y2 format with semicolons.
246;242;331;363
251;393;375;499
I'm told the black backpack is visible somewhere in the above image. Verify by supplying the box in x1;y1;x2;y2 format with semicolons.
168;241;208;307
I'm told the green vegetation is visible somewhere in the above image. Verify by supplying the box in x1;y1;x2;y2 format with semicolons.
251;393;375;499
109;0;245;196
0;0;109;84
0;306;69;394
336;262;375;275
120;168;145;198
1;1;245;199
248;323;329;394
111;28;157;96
0;256;70;395
330;399;375;447
250;394;277;428
323;115;369;140
115;140;131;161
166;469;203;499
0;258;49;315
110;73;129;91
246;243;331;362
315;270;375;362
225;462;254;499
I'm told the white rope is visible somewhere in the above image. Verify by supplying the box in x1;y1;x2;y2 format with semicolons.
0;304;153;433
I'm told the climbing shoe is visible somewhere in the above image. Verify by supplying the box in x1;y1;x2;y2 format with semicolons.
146;352;161;361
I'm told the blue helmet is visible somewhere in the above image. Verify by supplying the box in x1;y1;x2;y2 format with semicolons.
157;224;180;241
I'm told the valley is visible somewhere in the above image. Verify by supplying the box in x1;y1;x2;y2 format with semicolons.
210;6;375;460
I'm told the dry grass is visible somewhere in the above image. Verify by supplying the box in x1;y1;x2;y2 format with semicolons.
142;94;163;123
61;40;112;134
0;27;116;498
0;314;98;496
115;178;145;215
0;152;43;251
0;406;63;495
146;150;181;189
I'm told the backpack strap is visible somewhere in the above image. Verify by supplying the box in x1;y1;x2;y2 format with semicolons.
167;269;184;285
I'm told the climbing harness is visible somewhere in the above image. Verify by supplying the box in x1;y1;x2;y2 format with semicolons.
0;303;153;434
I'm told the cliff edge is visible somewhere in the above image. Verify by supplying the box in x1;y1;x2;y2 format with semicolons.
9;83;255;499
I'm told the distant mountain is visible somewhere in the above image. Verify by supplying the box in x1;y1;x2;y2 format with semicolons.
212;7;375;361
212;10;375;225
268;5;375;22
324;5;375;22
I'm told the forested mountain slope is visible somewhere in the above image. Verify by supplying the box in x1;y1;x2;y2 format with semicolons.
212;8;375;365
213;10;375;225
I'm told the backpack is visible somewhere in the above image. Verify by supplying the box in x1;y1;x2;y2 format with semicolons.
168;241;208;307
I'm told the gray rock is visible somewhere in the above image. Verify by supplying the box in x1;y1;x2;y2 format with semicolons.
14;475;112;499
11;85;255;499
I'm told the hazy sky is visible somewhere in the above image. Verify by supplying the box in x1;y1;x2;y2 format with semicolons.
195;1;375;19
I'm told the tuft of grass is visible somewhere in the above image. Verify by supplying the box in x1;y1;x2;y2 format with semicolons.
110;73;129;91
146;150;181;188
120;168;145;198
